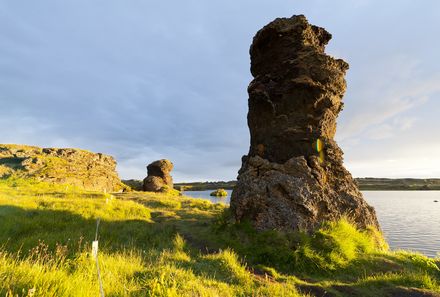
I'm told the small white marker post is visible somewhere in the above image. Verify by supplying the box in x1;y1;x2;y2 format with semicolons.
94;218;100;251
92;240;99;259
93;218;105;297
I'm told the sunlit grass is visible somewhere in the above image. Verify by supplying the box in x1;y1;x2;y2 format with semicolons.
292;218;389;272
0;177;439;296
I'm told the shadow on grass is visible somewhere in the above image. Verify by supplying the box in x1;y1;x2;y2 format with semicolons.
0;204;262;289
27;193;107;200
0;199;224;259
0;157;26;170
0;205;178;257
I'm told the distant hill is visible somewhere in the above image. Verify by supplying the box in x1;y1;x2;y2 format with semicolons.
174;181;237;191
171;178;440;191
356;178;440;190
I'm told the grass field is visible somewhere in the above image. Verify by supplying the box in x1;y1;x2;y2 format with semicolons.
0;178;439;296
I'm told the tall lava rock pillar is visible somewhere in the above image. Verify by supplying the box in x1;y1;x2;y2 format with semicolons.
230;15;379;231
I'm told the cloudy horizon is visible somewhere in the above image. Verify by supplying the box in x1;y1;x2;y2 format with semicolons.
1;1;439;182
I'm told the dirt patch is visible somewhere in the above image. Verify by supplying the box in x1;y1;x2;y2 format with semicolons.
297;284;336;297
386;287;440;297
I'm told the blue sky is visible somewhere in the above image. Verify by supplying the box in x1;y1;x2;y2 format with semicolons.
1;1;440;181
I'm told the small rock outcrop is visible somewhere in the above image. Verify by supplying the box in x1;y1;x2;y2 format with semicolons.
143;159;174;192
210;189;228;197
230;15;379;231
0;144;125;192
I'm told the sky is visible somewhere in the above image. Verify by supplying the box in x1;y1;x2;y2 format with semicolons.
1;1;440;182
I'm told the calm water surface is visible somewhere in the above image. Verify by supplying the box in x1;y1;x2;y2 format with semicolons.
184;190;440;257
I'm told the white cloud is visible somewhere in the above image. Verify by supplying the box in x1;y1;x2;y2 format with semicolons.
338;53;440;143
366;124;394;140
396;117;416;131
364;117;417;140
344;128;440;178
347;156;440;178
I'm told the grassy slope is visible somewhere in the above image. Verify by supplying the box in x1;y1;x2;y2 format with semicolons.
0;179;439;297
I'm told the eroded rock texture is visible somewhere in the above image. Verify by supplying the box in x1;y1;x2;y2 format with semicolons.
0;144;125;192
143;159;174;192
230;15;379;231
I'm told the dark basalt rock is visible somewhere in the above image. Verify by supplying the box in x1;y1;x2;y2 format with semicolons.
143;159;174;192
230;15;379;231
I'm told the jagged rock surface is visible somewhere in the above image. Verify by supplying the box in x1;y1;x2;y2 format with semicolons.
0;144;125;192
230;15;379;231
143;159;174;192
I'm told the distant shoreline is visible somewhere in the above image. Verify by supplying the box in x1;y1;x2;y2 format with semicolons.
123;178;440;191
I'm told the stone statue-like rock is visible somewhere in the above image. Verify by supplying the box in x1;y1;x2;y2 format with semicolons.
0;144;125;192
143;159;174;192
230;15;379;231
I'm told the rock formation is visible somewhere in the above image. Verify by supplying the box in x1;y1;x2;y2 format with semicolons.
0;144;125;192
230;15;379;231
143;159;174;192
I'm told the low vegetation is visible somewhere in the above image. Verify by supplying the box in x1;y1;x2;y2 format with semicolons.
210;189;228;197
356;178;440;191
172;181;236;191
0;178;439;296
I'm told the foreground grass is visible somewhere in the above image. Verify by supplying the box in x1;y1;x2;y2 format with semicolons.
0;179;439;296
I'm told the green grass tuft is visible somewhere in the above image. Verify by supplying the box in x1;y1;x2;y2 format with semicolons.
293;218;389;273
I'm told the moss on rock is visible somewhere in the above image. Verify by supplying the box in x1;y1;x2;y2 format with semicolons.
0;144;126;192
210;189;228;197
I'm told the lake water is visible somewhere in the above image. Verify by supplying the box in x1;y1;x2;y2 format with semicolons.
183;190;440;257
